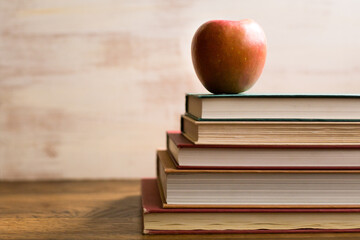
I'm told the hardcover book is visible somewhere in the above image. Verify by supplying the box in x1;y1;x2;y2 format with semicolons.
181;115;360;145
142;178;360;234
186;93;360;120
167;131;360;169
156;150;360;208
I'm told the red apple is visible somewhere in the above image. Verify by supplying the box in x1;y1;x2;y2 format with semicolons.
191;19;267;94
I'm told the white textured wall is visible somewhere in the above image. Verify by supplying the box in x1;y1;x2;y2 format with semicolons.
1;0;360;180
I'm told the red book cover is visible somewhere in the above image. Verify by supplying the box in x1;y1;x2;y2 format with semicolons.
166;131;360;170
142;178;360;234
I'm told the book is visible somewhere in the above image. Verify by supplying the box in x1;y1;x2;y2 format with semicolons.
167;131;360;169
181;115;360;145
142;178;360;234
156;150;360;208
186;93;360;120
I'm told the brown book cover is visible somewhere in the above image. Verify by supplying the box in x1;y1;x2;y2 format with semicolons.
181;115;360;145
167;131;360;170
142;178;360;234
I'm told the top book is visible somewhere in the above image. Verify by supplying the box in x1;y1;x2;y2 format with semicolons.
186;94;360;120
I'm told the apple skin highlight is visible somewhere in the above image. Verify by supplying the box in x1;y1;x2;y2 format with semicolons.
191;19;267;94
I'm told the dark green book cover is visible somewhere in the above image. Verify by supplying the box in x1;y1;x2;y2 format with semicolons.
185;93;360;122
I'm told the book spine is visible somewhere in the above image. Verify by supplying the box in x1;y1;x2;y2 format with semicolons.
185;94;189;113
166;132;170;152
180;116;184;133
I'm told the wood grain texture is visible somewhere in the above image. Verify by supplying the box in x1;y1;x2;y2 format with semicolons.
1;0;360;180
1;180;360;240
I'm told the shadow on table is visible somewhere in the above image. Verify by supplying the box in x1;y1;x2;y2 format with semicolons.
47;195;360;240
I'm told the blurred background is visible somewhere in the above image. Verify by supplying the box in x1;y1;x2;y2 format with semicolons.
1;0;360;180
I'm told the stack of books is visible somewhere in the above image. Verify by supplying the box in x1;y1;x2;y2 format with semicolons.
142;93;360;235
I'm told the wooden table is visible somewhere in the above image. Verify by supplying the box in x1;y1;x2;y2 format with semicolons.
1;180;360;240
